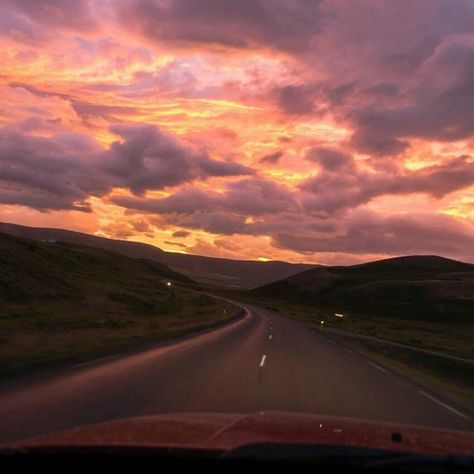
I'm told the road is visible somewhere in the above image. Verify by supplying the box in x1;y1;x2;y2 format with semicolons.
0;302;472;443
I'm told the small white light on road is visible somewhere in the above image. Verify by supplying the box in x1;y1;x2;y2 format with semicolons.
320;320;325;325
166;281;172;287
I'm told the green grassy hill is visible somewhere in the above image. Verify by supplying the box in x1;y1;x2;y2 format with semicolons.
0;232;239;379
251;255;474;323
0;232;191;302
0;222;315;288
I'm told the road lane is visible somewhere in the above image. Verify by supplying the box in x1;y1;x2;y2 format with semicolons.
0;302;472;444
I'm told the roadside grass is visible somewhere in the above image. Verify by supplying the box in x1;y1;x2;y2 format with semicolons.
0;295;241;382
0;233;241;382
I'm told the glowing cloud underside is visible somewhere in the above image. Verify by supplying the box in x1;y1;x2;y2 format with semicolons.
0;0;473;264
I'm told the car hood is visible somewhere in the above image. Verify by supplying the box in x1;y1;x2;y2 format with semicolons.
9;412;474;456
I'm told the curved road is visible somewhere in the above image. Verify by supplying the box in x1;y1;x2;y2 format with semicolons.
0;302;472;443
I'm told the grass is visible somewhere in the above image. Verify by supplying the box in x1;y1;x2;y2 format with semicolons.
0;233;241;381
250;255;474;324
0;299;241;381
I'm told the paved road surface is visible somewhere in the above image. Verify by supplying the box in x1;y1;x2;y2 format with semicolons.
0;302;472;443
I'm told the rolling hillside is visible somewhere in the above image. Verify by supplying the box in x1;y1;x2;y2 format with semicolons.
0;232;239;378
251;255;474;322
0;231;191;302
0;222;315;288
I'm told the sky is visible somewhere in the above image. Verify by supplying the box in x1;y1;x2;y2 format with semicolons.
0;0;473;265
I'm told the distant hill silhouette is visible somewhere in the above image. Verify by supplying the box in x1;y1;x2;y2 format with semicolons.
251;255;474;322
0;231;192;303
0;222;315;288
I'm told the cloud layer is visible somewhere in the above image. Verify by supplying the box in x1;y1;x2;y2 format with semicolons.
0;0;473;264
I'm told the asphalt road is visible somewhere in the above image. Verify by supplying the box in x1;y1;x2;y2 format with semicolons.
0;302;472;443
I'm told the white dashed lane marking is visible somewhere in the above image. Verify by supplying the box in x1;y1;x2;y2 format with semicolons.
368;361;389;374
418;390;472;421
260;355;267;367
320;334;471;422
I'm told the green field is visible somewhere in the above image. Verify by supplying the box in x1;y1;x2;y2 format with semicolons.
251;255;474;323
0;233;240;380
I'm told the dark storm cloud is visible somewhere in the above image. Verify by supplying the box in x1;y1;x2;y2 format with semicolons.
2;0;474;263
347;35;474;155
273;211;474;260
112;178;298;217
104;124;196;195
164;240;187;248
273;81;357;116
112;191;474;262
113;188;216;215
0;124;255;211
9;83;140;125
262;2;474;155
0;0;97;44
71;101;140;121
0;128;105;212
224;178;299;215
276;84;319;115
172;230;190;238
176;211;247;236
9;82;73;100
259;150;283;165
196;156;255;178
103;124;254;195
301;154;474;214
118;0;325;53
305;147;352;171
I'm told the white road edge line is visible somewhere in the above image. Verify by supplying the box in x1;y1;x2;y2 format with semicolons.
75;355;116;368
344;348;355;355
368;361;388;374
260;355;267;367
418;390;472;421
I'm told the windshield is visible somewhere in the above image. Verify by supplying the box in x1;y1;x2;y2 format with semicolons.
0;0;473;456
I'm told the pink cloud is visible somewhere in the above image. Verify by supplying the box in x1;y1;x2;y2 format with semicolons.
1;1;473;264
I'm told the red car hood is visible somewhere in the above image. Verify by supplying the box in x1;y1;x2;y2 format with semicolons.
10;412;474;456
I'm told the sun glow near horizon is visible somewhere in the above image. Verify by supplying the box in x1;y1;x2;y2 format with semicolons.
0;0;473;265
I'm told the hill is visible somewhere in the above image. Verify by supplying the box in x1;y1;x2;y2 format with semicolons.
0;222;315;289
0;232;239;379
0;232;192;302
251;255;474;323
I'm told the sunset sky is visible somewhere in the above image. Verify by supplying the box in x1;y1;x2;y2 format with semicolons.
1;0;473;264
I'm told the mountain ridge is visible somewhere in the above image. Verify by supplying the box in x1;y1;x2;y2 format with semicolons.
0;221;315;288
250;254;474;323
